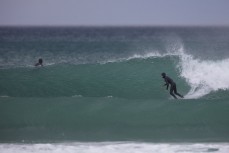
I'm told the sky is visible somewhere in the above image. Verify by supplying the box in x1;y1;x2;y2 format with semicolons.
1;0;229;26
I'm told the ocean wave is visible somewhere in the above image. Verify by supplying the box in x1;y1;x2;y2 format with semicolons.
1;50;229;99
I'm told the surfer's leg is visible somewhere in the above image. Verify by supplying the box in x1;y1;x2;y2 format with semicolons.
174;85;184;98
170;86;177;99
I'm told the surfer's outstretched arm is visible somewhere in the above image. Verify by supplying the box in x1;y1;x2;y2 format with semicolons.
164;79;169;90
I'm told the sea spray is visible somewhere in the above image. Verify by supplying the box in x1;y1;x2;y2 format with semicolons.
175;46;229;98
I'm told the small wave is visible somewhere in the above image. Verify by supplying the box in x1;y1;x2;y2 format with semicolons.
71;95;82;98
0;95;9;98
106;95;113;98
98;51;164;64
0;142;227;153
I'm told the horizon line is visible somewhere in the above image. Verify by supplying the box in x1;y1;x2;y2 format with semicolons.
1;24;229;28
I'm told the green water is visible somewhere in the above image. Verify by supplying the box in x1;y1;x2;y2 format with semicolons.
1;27;229;144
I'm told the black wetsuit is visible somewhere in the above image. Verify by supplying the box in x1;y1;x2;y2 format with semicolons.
163;76;183;99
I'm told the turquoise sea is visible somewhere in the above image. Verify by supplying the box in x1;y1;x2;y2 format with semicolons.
0;26;229;153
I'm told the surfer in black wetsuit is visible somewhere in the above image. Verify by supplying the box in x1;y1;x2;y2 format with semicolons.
161;72;184;99
35;58;43;67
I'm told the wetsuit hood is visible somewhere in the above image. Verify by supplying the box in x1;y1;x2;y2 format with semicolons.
161;72;166;78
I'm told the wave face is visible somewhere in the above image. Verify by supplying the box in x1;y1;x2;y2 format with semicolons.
1;55;229;99
0;57;184;99
1;27;229;143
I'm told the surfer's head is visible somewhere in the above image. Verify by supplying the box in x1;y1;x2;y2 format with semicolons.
161;72;166;78
38;58;43;64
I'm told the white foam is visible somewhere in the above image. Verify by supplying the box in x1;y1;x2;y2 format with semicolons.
106;95;113;98
126;51;163;60
176;47;229;99
99;51;163;64
0;142;228;153
71;95;82;98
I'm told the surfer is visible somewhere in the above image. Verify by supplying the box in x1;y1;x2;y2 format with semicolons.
35;58;43;67
161;72;184;99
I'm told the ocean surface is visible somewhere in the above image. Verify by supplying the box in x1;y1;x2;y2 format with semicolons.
0;26;229;153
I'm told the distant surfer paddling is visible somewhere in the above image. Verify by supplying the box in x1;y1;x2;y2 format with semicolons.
161;72;184;99
35;58;43;67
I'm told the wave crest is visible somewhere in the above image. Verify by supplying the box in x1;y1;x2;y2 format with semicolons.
171;45;229;99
